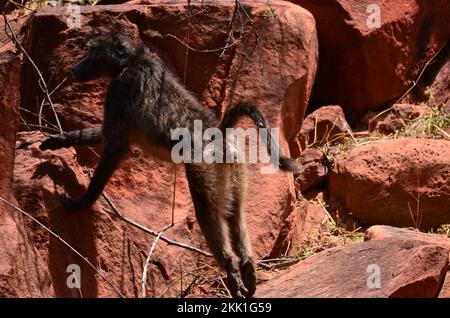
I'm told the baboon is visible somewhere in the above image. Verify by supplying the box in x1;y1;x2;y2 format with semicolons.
40;34;299;298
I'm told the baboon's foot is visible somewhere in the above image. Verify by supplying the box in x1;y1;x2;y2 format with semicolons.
226;259;248;298
40;134;68;151
240;258;256;297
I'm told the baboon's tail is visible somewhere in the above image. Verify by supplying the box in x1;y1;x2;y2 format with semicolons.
219;102;300;173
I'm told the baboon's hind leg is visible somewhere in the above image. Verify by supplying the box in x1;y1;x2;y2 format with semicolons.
185;163;248;298
227;164;256;297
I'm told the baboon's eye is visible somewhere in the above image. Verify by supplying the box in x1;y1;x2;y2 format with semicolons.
115;44;127;58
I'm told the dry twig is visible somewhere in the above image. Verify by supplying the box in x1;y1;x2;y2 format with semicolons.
101;193;212;257
2;13;63;134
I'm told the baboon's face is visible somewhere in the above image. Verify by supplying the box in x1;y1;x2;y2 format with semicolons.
73;34;135;82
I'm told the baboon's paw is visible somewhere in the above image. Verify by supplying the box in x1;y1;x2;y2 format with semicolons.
240;259;257;297
227;275;248;299
40;134;67;151
226;260;248;298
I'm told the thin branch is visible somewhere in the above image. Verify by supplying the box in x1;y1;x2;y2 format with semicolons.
220;0;240;58
2;13;63;134
19;114;31;131
19;122;61;133
142;167;178;297
19;107;60;131
101;193;212;258
38;77;67;130
164;33;240;53
0;195;125;298
158;265;208;297
187;0;205;32
236;1;264;74
141;223;173;298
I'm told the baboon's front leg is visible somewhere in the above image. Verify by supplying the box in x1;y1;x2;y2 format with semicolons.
40;126;103;151
60;139;128;210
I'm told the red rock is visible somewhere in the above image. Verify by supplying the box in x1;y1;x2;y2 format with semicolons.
329;138;450;230
430;57;449;109
20;4;318;257
13;2;318;297
297;148;328;192
270;199;327;257
21;2;318;157
406;46;449;109
297;105;351;149
365;225;450;251
290;0;450;117
392;104;432;120
256;238;449;298
368;104;431;133
365;225;450;298
0;54;54;297
439;273;450;298
14;131;210;297
375;117;406;134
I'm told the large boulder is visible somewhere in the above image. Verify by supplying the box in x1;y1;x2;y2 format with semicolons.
290;0;450;117
14;1;318;296
0;53;54;297
365;225;450;298
440;274;450;298
365;225;450;252
256;237;449;297
329;138;450;230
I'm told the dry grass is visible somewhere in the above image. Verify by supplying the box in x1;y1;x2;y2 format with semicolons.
399;105;450;139
429;224;450;237
316;104;449;166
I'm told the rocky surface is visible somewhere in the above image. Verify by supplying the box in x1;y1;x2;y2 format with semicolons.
297;148;328;193
428;54;449;109
256;237;449;298
297;105;350;149
5;1;319;297
270;198;328;257
290;0;450;117
19;3;319;262
0;53;54;297
1;0;449;299
365;225;450;298
329;138;450;230
439;274;450;298
365;225;450;251
365;104;431;133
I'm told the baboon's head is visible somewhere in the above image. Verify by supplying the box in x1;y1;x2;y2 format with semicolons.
73;34;138;82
